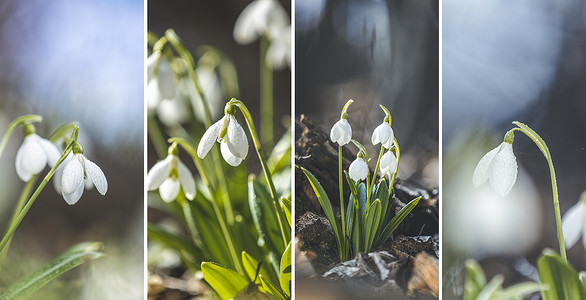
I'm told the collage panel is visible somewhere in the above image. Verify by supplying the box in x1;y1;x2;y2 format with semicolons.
294;1;439;299
0;0;144;299
146;1;292;299
443;1;586;299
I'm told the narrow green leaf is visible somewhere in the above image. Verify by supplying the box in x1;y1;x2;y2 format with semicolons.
464;259;487;300
363;200;382;253
249;175;283;254
0;242;104;300
538;249;586;300
357;182;367;218
580;272;586;290
280;242;292;296
147;222;203;269
300;167;343;258
202;262;249;300
345;194;355;243
281;197;292;227
242;252;274;288
377;196;421;247
500;282;542;299
268;131;291;174
476;274;503;300
259;275;287;300
344;171;358;200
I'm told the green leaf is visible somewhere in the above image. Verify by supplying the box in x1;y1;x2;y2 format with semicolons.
259;275;287;300
373;179;390;236
357;182;367;218
242;252;274;288
248;175;283;254
377;196;421;247
538;249;586;300
580;272;586;290
0;242;104;300
345;193;355;244
280;242;292;296
362;200;382;253
147;222;203;270
500;282;542;299
476;274;503;300
464;259;487;300
281;197;292;227
344;171;358;200
300;167;343;258
202;262;249;300
268;131;291;174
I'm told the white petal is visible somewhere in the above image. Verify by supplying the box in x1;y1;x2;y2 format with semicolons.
62;183;84;205
489;143;518;197
380;151;397;174
226;115;248;159
221;142;243;167
53;153;72;193
372;123;391;145
157;57;176;100
472;145;500;187
177;160;196;200
147;51;161;81
197;116;225;159
157;98;189;125
61;155;85;194
83;156;108;195
330;119;352;146
562;201;584;249
15;135;47;181
37;136;61;167
349;158;368;182
147;79;162;109
159;178;180;203
147;156;173;190
382;127;395;149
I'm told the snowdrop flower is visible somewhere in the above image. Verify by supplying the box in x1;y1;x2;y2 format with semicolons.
330;119;352;146
372;120;394;149
197;112;249;167
147;145;196;203
233;0;289;45
184;66;223;122
349;156;368;182
561;192;586;249
15;126;61;182
147;52;176;102
60;144;107;205
379;151;397;175
472;141;518;197
266;25;291;70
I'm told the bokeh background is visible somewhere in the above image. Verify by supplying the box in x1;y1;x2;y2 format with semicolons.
0;0;144;299
296;0;439;187
443;0;586;298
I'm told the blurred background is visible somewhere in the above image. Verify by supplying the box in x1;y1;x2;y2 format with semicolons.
443;0;586;298
0;0;143;299
296;0;439;187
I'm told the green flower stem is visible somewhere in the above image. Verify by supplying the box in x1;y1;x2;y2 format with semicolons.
338;146;347;260
367;146;385;203
511;121;566;261
147;114;168;158
0;139;75;254
260;35;274;150
228;99;289;247
0;115;43;159
165;29;235;224
0;176;38;269
389;138;400;189
168;137;243;274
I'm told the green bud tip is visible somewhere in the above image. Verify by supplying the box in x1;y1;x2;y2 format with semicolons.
379;105;392;125
504;129;515;144
168;143;179;156
22;122;36;136
340;99;354;119
72;141;84;155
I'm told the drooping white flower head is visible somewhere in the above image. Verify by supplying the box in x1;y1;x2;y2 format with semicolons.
472;141;518;197
372;121;394;148
380;151;398;175
197;113;249;167
147;52;176;109
349;156;368;182
561;193;586;250
330;119;352;146
233;0;289;45
266;25;291;70
147;150;196;203
60;151;107;205
15;131;61;182
182;66;223;122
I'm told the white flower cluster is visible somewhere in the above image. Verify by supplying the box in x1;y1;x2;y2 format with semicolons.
329;103;398;183
15;127;107;205
233;0;291;69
